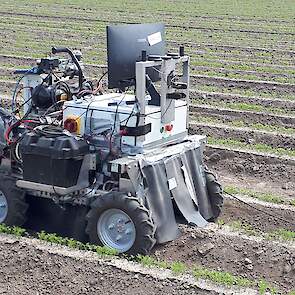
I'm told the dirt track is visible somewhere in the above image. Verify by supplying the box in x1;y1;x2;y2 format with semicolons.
0;234;247;295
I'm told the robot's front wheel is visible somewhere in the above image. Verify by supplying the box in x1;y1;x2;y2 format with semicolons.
86;192;156;254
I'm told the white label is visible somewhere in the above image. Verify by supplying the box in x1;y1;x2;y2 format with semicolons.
147;32;162;46
168;177;177;190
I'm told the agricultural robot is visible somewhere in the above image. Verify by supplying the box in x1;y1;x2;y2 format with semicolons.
0;23;223;254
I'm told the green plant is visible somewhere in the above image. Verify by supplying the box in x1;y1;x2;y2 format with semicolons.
224;185;285;205
37;231;118;256
266;229;295;242
258;279;277;295
207;136;295;158
170;261;186;274
136;255;157;267
0;224;26;236
229;221;258;236
193;267;252;287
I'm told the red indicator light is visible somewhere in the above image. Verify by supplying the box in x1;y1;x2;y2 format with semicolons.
119;129;128;136
165;124;173;132
64;118;78;133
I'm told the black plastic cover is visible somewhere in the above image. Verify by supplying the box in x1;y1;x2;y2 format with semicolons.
20;133;90;187
20;133;89;159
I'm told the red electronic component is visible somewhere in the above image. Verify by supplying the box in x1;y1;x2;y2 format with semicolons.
165;124;173;132
64;118;78;133
119;128;128;136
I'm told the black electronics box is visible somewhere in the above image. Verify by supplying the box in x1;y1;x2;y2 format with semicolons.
20;133;89;188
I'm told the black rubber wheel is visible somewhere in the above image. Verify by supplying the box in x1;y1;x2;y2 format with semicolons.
205;170;224;222
0;172;28;226
86;192;156;255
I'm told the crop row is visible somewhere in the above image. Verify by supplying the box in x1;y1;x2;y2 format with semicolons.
1;14;294;52
0;0;294;27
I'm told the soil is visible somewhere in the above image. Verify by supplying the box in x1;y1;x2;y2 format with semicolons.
190;90;295;110
154;224;295;293
190;122;295;150
217;170;294;201
190;104;295;129
205;146;295;191
221;199;295;233
190;75;295;95
0;235;215;295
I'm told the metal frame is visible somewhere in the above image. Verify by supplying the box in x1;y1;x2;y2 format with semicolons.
135;56;189;124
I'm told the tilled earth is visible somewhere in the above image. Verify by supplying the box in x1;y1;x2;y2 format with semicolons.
154;224;295;293
0;2;294;294
0;236;215;295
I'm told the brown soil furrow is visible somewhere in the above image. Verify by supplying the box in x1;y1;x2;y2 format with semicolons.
1;53;294;73
191;65;293;80
154;224;295;293
190;90;295;110
190;122;295;150
205;145;295;190
216;169;293;201
190;75;295;92
190;104;295;128
221;198;295;233
0;234;218;295
2;63;294;87
192;59;295;71
196;52;293;67
190;65;293;81
0;80;15;95
183;42;295;55
2;64;295;94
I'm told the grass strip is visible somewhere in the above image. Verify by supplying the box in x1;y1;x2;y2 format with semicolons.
220;220;295;242
193;98;295;116
193;267;252;288
195;85;295;101
224;185;295;206
191;115;295;135
207;136;295;158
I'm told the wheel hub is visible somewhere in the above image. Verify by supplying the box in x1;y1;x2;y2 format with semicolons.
0;190;8;223
97;208;136;253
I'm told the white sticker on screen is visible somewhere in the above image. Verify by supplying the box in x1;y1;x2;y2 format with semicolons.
147;32;162;46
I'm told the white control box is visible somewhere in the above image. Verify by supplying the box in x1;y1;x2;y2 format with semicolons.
63;93;188;152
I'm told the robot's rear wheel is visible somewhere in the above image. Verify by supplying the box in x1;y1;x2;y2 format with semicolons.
0;172;28;226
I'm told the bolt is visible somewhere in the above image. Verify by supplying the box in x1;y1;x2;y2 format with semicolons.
125;229;132;235
108;223;115;230
0;204;6;208
116;235;122;241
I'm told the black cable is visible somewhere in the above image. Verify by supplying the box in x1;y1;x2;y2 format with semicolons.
97;71;108;88
109;86;130;153
84;100;95;136
12;73;50;115
34;125;65;138
42;100;64;117
224;191;295;228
